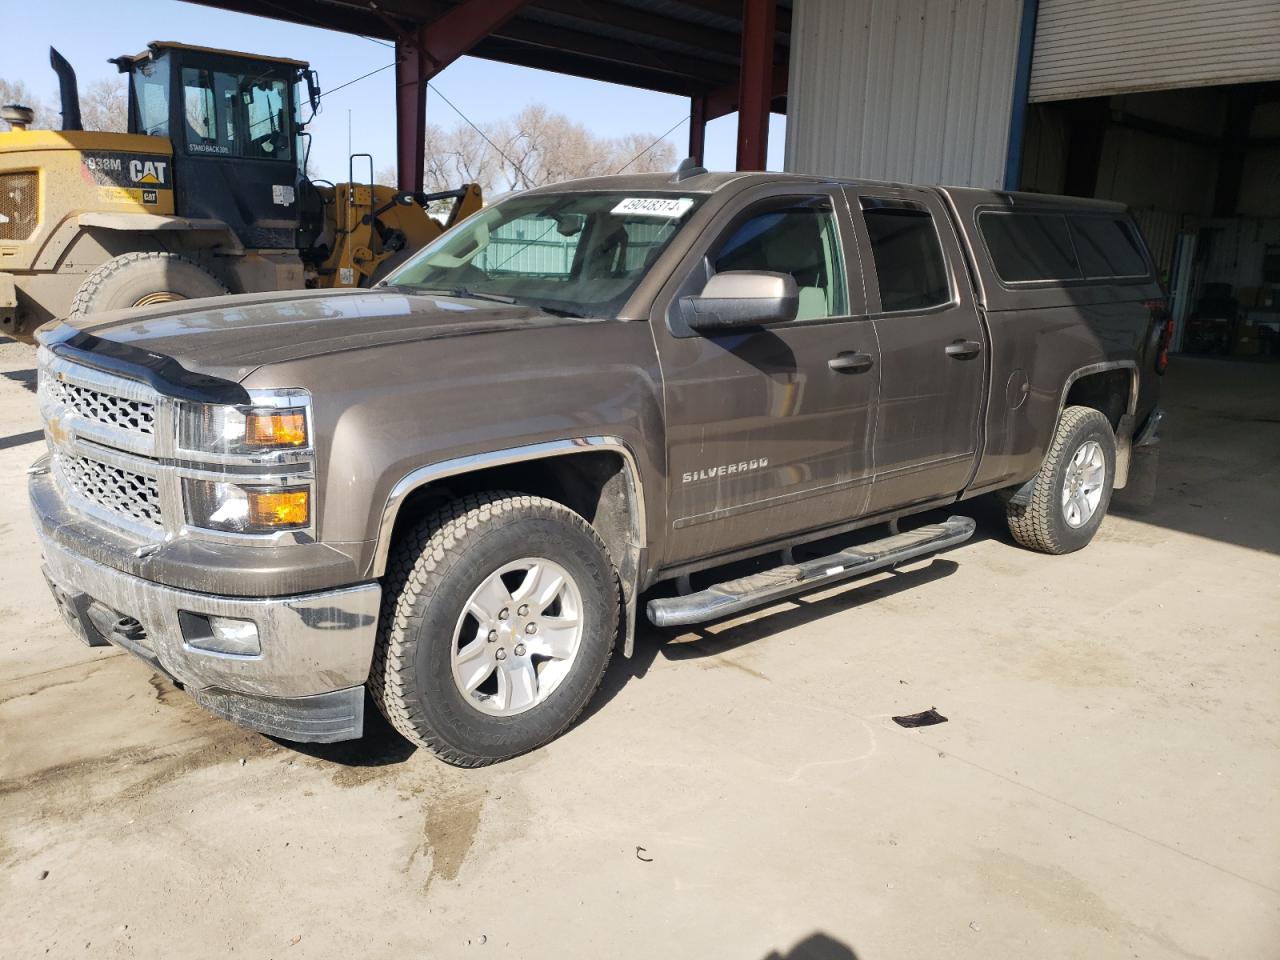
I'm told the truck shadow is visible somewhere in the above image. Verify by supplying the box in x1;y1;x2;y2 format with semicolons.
577;552;963;730
280;499;1012;767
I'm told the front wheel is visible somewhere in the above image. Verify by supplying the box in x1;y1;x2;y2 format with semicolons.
1006;405;1116;554
370;492;619;766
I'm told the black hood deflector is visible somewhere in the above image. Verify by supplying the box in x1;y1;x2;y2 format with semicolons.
48;329;251;405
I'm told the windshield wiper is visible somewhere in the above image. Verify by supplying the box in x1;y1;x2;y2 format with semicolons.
534;304;585;318
399;285;586;318
404;286;519;305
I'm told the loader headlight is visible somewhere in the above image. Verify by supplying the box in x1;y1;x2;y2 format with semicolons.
178;391;311;457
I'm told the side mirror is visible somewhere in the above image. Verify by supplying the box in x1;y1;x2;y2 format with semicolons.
682;271;798;332
305;69;322;114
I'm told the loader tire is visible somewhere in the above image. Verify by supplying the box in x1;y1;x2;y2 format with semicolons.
70;252;228;317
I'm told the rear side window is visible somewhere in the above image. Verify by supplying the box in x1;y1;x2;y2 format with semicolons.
979;210;1151;283
860;200;950;312
980;213;1079;282
1069;216;1148;278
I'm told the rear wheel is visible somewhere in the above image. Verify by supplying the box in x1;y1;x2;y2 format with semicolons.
70;252;227;317
1007;405;1116;554
370;492;619;766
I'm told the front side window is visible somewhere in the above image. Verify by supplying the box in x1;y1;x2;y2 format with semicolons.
711;198;848;321
181;66;293;161
860;200;950;312
386;191;704;318
130;57;170;138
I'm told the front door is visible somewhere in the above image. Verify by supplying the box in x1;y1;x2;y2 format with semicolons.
173;55;299;248
652;188;880;568
845;188;986;514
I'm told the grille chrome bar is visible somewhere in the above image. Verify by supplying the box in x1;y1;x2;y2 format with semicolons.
37;347;169;459
54;452;164;531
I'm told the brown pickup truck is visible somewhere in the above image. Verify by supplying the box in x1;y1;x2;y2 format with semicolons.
30;168;1168;765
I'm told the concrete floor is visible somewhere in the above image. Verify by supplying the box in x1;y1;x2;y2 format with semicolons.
1;338;1277;960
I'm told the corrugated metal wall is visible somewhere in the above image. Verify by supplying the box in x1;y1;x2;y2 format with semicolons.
1030;0;1280;102
785;0;1023;189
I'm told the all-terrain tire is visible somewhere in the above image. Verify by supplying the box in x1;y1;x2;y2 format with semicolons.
370;492;619;766
69;252;228;317
1007;405;1117;555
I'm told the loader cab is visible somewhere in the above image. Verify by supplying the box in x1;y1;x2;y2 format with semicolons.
114;42;316;249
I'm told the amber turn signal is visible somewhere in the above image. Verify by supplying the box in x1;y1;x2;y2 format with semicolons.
248;488;310;528
244;409;308;448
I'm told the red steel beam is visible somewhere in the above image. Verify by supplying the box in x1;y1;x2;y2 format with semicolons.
420;0;533;72
705;62;788;122
688;95;707;165
395;36;428;192
395;0;531;191
736;0;776;171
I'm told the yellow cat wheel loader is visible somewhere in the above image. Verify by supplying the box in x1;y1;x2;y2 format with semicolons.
0;43;482;341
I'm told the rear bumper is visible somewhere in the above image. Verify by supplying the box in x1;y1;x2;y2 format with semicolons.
33;466;381;743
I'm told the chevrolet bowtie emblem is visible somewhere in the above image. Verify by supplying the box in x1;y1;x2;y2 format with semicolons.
45;415;70;448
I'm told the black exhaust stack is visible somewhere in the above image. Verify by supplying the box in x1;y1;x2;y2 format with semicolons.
49;47;83;132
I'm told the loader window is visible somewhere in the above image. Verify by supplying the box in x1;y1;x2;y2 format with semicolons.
130;57;170;138
181;66;293;162
385;191;704;318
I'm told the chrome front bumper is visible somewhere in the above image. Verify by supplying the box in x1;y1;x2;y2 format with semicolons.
35;487;381;743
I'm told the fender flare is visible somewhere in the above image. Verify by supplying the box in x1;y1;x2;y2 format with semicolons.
1015;360;1141;499
369;437;649;656
33;213;243;271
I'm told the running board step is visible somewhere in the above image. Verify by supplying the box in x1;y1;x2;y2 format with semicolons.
646;515;976;628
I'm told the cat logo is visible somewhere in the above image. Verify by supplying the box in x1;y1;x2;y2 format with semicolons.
142;189;159;205
128;159;168;186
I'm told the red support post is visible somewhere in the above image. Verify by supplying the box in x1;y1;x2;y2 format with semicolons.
395;29;428;193
688;95;707;166
736;0;776;171
393;0;531;193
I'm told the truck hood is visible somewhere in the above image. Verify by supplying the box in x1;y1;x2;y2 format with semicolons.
58;287;582;382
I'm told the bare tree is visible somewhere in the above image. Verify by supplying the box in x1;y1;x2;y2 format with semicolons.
373;105;678;195
0;75;126;132
489;105;676;192
78;78;128;133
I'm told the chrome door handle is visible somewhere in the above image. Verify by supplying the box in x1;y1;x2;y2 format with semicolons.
828;351;874;373
945;339;982;360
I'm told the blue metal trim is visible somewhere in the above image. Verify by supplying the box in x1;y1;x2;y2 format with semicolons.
1003;0;1040;190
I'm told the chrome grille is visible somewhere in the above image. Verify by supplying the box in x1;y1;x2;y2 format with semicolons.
56;453;163;529
0;172;38;242
49;378;156;435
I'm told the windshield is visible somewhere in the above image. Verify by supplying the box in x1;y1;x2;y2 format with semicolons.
383;191;705;318
180;65;294;162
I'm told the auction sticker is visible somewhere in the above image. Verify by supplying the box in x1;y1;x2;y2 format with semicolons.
611;197;694;218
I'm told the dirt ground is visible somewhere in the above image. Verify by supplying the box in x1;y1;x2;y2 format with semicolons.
1;336;1277;960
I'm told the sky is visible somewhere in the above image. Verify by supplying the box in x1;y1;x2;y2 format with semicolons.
3;0;787;183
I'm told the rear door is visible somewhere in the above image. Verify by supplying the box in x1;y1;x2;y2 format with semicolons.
652;186;880;567
844;187;986;513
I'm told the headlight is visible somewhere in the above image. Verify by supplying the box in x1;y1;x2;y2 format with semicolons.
184;479;311;534
179;396;310;456
177;389;315;536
